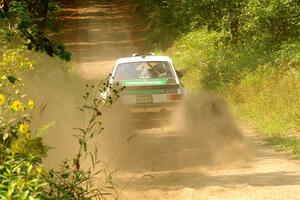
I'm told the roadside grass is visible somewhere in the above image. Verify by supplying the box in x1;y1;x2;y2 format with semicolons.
163;29;300;157
267;135;300;158
226;65;300;157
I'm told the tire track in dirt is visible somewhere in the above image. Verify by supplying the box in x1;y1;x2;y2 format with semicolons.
116;127;300;200
55;0;300;199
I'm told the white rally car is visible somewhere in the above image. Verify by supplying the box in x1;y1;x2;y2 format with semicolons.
107;53;186;125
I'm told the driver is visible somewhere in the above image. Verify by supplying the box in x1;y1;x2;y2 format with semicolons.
149;63;167;77
135;62;168;78
136;63;151;78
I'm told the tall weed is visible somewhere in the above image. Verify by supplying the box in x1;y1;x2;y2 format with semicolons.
165;29;300;155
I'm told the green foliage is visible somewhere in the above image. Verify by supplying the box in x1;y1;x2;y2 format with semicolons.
130;0;185;48
0;47;121;199
42;160;115;200
226;47;300;136
0;48;33;81
0;48;40;158
231;67;299;125
241;0;300;46
0;0;71;61
165;26;300;156
0;153;46;200
167;29;275;89
133;0;300;48
0;48;47;200
227;64;300;156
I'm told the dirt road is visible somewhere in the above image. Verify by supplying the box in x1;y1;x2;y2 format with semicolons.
58;0;146;79
56;0;300;199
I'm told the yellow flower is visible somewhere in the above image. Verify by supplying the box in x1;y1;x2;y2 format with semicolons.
18;123;29;134
0;94;5;105
27;99;35;110
11;100;24;111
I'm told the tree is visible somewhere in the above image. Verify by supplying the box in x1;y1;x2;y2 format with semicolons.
240;0;300;46
0;0;71;61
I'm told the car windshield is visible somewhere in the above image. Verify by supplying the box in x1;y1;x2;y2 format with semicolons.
114;61;175;81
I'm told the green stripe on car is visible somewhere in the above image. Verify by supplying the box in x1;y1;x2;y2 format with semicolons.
124;89;166;95
121;78;168;86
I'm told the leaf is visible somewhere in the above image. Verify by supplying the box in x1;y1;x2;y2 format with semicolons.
89;152;95;168
83;141;87;153
7;75;17;84
61;172;70;179
35;121;56;137
3;132;9;141
73;128;86;133
40;103;48;114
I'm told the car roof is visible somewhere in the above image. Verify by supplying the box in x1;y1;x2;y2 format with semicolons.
116;55;172;65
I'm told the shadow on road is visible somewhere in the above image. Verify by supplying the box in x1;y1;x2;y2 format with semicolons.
55;0;147;79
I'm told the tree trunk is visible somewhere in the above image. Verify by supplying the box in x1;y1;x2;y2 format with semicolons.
24;0;49;33
230;13;239;44
37;0;49;33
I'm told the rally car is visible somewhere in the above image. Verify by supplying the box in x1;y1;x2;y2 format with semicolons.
106;53;186;125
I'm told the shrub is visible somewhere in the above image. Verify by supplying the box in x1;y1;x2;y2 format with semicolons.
166;28;274;89
226;43;300;136
0;153;46;200
132;0;300;49
42;80;123;200
0;48;47;199
165;27;300;155
240;0;300;47
0;48;122;199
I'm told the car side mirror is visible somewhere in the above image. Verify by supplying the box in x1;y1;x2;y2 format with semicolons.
176;69;186;79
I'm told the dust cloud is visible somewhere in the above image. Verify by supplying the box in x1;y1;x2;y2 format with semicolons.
23;56;249;172
101;91;250;173
97;100;135;165
175;91;249;165
23;55;86;169
22;57;134;170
